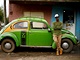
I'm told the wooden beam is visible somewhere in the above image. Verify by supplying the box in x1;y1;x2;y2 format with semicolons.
4;0;6;25
9;0;80;2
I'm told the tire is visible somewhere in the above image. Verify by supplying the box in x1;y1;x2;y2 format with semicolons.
1;38;15;53
61;39;73;53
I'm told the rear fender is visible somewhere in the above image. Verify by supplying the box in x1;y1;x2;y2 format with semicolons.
0;32;20;47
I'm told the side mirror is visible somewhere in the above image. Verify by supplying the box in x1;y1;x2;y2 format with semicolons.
48;28;51;32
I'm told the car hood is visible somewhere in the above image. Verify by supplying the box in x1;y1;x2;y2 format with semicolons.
61;29;74;35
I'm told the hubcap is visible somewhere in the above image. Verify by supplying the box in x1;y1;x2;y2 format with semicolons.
62;42;69;49
4;43;12;50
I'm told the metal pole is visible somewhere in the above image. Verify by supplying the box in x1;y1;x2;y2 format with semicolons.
4;0;6;25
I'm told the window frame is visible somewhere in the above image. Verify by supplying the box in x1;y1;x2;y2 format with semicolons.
13;21;29;29
30;21;48;29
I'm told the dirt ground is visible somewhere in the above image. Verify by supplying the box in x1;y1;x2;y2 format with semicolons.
0;44;80;60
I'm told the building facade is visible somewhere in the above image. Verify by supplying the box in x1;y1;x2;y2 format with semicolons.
9;0;80;41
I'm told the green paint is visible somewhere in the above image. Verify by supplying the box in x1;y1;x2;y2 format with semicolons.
28;29;53;46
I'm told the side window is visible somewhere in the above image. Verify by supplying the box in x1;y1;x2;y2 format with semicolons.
31;22;48;29
14;22;28;29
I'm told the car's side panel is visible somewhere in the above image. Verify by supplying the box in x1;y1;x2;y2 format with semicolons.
28;29;53;46
11;30;28;45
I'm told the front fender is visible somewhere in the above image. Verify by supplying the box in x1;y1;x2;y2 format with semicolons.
62;34;77;44
52;42;56;49
52;34;77;49
0;32;20;47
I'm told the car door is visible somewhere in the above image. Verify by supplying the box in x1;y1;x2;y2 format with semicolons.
28;21;53;46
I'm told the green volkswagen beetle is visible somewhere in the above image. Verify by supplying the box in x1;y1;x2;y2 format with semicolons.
0;17;77;53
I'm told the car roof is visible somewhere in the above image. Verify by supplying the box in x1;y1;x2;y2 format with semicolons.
8;17;47;27
16;17;46;22
0;17;48;33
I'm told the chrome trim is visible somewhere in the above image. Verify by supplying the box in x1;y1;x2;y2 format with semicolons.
62;42;69;49
5;43;11;50
20;45;52;48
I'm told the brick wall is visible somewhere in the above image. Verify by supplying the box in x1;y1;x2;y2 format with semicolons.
9;4;52;24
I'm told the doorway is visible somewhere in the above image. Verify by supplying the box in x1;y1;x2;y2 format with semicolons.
63;10;75;35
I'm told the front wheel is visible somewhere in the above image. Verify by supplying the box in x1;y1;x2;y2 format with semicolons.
1;38;15;53
61;39;73;53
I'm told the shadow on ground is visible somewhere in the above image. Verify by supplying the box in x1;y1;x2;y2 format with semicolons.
0;44;80;60
14;43;80;53
15;47;55;52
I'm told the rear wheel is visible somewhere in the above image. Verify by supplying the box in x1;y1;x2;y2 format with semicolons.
1;38;15;53
61;39;73;53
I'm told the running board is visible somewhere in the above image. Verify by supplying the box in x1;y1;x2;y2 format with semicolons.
20;45;52;48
